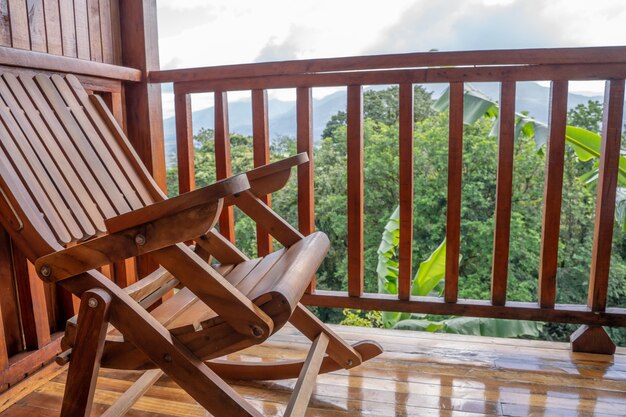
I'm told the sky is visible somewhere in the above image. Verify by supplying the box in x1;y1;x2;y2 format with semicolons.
156;0;626;115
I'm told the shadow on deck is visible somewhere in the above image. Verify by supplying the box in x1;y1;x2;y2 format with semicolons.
1;324;624;417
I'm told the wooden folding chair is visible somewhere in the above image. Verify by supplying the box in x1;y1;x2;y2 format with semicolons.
0;73;382;417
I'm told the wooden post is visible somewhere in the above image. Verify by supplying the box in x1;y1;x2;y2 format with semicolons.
445;82;464;303
119;0;165;278
347;85;364;297
214;90;236;243
175;92;195;194
398;83;414;301
538;81;568;309
297;87;315;293
252;89;273;256
491;81;516;306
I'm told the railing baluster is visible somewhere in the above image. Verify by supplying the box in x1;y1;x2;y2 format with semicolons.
175;92;195;194
347;85;364;297
538;81;568;308
214;90;235;243
252;89;273;256
398;83;414;301
588;79;626;312
0;229;22;356
491;81;516;306
445;82;464;303
297;87;316;293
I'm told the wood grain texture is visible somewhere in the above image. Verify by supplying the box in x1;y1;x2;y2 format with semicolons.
150;45;626;83
58;0;77;57
491;81;516;306
0;229;21;357
8;0;29;49
214;90;236;243
171;63;626;95
347;85;364;297
73;0;90;59
445;82;464;303
284;332;329;417
43;0;63;55
27;0;47;52
302;291;626;326
588;80;625;312
86;0;102;62
538;81;568;309
174;93;195;194
398;83;414;301
251;89;273;256
296;87;316;293
0;2;10;47
59;288;111;417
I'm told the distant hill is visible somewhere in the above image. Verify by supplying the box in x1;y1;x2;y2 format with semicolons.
162;82;623;166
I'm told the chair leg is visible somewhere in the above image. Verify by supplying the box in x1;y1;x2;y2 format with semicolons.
284;333;329;417
60;288;112;417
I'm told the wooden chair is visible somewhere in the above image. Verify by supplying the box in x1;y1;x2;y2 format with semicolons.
0;73;382;417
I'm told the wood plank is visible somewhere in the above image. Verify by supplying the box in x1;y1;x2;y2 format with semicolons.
347;85;364;297
0;2;10;47
302;290;626;326
0;303;8;371
0;230;21;357
172;63;626;95
491;81;516;306
108;0;121;65
296;87;315;293
43;0;63;55
398;83;414;301
8;0;30;49
214;90;236;243
73;0;90;59
100;369;163;417
98;0;114;63
588;79;625;312
284;333;329;417
58;0;76;57
445;82;463;303
175;93;195;194
251;89;273;257
149;46;626;84
0;334;62;389
12;249;51;350
86;0;102;61
538;80;568;308
0;46;141;81
27;0;47;52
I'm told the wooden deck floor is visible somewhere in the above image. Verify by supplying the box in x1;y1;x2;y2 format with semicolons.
0;324;625;417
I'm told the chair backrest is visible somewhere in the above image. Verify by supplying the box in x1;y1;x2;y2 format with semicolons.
0;73;163;257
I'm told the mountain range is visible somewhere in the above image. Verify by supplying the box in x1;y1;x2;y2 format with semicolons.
162;82;623;166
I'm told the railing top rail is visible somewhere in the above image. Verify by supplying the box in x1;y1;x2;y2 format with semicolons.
149;46;626;84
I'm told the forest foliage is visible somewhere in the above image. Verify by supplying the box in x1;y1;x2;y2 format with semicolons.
166;85;626;345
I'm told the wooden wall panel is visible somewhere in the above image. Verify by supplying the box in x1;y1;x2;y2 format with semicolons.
59;0;77;57
26;0;47;52
0;230;22;357
43;0;63;55
0;2;11;46
8;0;30;49
73;0;90;59
87;0;102;61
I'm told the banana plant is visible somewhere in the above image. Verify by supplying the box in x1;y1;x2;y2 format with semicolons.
434;84;626;229
376;206;542;337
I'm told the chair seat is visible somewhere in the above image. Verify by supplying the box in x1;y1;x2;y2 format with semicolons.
63;231;330;369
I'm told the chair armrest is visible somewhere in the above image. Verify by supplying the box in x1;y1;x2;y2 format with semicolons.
35;175;249;283
246;153;308;196
106;174;249;233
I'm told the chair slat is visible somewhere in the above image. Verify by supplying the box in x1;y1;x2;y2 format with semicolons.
0;76;97;237
0;102;74;243
34;74;131;215
4;74;106;232
16;74;118;221
50;75;144;211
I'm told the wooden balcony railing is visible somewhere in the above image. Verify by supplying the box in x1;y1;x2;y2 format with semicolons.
149;46;626;347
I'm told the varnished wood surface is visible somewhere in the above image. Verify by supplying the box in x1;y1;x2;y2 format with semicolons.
2;324;625;417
